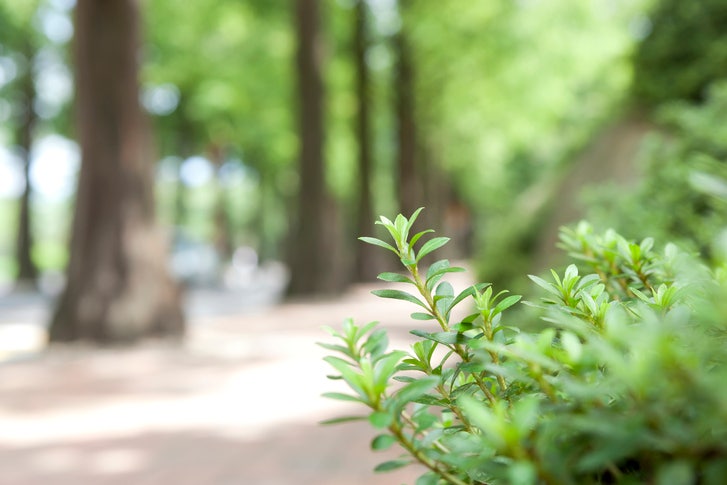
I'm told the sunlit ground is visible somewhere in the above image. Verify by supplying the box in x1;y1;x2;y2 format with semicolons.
0;269;474;484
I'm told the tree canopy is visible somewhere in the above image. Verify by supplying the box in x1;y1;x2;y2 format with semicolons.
0;0;725;324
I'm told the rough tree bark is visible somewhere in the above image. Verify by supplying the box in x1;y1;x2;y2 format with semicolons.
288;0;340;295
353;0;379;281
14;40;39;287
49;0;184;343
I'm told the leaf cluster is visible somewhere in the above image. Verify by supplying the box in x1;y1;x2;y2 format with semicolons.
320;209;727;484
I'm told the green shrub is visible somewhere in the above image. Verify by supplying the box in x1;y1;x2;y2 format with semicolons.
586;81;727;262
633;0;727;105
320;209;727;485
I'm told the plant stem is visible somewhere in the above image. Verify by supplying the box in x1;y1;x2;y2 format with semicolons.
410;265;497;403
437;384;475;432
388;418;474;485
482;316;508;394
400;410;452;455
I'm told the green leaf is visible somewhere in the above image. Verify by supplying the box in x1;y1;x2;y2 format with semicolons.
461;312;480;324
413;394;448;406
356;320;380;341
640;236;654;254
451;321;476;332
363;329;389;358
576;273;601;291
410;329;467;346
436;281;454;298
377;272;414;284
405;207;425;234
434;281;454;316
449;283;490;315
323;356;368;399
321;392;366;403
511;396;540;436
316;342;350;354
630;287;652;304
426;259;450;277
493;295;522;315
375;216;398;241
371;289;427;308
393;375;416;382
450;381;477;399
319;415;367;425
411;410;438;431
426;259;466;288
359;236;398;255
371;434;397;451
394;214;407;238
404;207;426;242
416;237;451;262
410;229;435;249
369;410;394;429
528;274;561;297
373;350;407;392
508;461;537;485
321;325;341;338
401;255;416;267
560;331;583;362
393;375;440;405
416;472;441;485
411;312;435;320
459;397;507;449
374;459;411;473
457;361;486;373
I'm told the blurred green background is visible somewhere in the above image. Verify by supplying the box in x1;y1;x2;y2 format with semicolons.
1;0;726;301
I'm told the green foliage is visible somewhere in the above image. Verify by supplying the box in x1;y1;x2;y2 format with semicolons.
586;81;727;262
320;209;727;484
144;0;296;169
633;0;727;105
409;0;646;199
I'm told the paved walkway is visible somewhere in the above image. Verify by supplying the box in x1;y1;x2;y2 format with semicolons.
0;270;474;484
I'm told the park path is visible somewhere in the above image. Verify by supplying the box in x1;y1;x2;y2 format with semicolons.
0;268;474;485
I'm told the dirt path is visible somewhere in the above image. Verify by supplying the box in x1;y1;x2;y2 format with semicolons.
0;270;474;484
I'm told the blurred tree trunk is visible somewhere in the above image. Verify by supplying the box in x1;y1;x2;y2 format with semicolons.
288;0;341;295
173;105;195;229
209;142;233;260
50;0;184;343
256;168;281;262
175;156;187;227
394;15;420;218
14;40;39;287
353;0;379;281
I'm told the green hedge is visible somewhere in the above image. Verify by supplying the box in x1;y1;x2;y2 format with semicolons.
321;210;727;484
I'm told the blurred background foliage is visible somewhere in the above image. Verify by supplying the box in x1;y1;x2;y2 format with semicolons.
1;0;726;299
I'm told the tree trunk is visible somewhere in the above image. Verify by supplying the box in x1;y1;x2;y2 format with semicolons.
209;143;233;260
394;18;420;218
15;41;39;287
175;156;187;228
49;0;184;343
174;106;195;229
353;0;379;281
288;0;340;295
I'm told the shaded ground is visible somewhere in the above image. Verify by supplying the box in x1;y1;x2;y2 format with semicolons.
0;424;423;485
0;269;473;484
